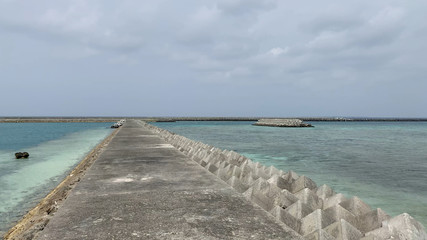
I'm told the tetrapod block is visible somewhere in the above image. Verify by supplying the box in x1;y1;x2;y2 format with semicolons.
339;197;371;217
270;205;302;234
295;188;323;210
301;209;335;236
285;200;315;220
291;175;317;193
323;219;363;240
316;184;336;200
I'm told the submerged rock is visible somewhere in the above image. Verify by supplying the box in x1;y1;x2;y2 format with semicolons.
253;119;313;127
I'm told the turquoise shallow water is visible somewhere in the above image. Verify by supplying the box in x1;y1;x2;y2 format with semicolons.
153;121;427;227
0;122;113;235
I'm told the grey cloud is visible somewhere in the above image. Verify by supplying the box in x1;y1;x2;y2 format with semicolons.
300;15;363;34
0;0;426;117
216;0;278;15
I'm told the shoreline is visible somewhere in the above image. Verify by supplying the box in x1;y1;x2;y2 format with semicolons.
3;127;120;240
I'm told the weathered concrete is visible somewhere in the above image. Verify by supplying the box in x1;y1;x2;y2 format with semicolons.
35;120;303;239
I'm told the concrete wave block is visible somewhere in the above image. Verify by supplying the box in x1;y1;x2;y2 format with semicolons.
217;153;228;163
239;170;258;186
229;151;241;160
283;170;299;183
274;189;299;209
304;229;337;240
251;177;282;196
204;152;221;165
204;162;218;174
339;197;371;217
253;161;263;169
295;188;323;210
364;213;427;240
239;162;254;176
285;200;315;220
223;150;239;162
323;219;363;240
187;147;195;155
291;175;317;193
270;205;302;234
230;165;242;178
212;160;221;169
216;163;232;182
254;166;270;179
218;160;229;170
228;155;247;166
191;155;203;164
264;165;281;177
267;174;292;191
301;209;335;236
239;156;251;166
243;178;281;211
316;184;336;200
323;205;357;228
243;159;256;169
244;157;254;164
200;160;208;168
238;157;251;167
355;208;390;233
242;186;272;211
382;213;427;238
226;176;249;193
195;150;209;159
323;194;348;210
238;162;254;176
243;175;296;209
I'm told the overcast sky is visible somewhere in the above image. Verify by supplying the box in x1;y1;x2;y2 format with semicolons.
1;0;426;117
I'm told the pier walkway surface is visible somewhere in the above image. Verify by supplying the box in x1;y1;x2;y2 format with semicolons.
36;120;301;239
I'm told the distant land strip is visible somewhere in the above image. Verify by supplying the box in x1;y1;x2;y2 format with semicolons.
1;117;427;123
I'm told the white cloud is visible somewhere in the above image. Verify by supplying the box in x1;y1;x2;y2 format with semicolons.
269;47;288;56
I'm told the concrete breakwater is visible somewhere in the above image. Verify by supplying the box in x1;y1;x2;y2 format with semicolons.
141;121;427;239
253;119;313;127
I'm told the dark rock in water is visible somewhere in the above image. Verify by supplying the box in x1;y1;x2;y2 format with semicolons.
15;152;30;159
111;124;119;128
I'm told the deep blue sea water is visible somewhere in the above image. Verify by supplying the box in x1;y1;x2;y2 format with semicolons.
0;122;113;235
153;121;427;227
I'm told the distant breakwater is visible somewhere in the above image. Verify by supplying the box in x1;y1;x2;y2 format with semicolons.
140;121;427;239
2;117;427;123
253;119;313;127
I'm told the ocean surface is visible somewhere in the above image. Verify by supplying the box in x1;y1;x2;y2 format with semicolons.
153;121;427;227
0;122;113;235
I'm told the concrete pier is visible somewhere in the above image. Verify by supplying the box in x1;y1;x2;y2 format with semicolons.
35;120;302;239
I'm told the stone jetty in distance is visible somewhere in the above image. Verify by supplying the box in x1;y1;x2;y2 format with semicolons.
253;118;313;127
